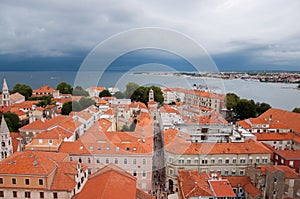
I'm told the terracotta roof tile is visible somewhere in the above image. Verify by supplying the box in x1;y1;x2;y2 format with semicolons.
275;149;300;160
165;130;271;155
255;132;294;141
259;108;300;133
73;164;137;199
209;179;236;197
0;151;67;176
265;165;299;179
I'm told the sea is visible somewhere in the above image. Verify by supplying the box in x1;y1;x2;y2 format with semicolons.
0;70;299;111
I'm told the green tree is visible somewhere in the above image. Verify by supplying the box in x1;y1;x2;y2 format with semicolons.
35;95;53;107
72;86;89;96
121;125;130;132
114;91;125;99
56;82;72;94
130;85;164;105
72;101;82;112
99;90;112;98
11;84;32;99
79;97;95;109
124;82;139;98
1;112;20;132
236;99;257;120
225;93;240;111
61;101;73;115
292;107;300;113
256;102;272;116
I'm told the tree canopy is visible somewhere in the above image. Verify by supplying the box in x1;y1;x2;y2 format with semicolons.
124;82;139;98
61;98;95;115
114;91;125;99
1;112;20;132
99;90;112;98
56;82;72;94
292;107;300;113
225;93;271;122
72;86;89;96
130;85;164;105
11;83;32;99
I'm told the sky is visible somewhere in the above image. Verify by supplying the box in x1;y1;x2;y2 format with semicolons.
1;0;300;71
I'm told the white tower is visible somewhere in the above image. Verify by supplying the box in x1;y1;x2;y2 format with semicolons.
0;116;13;160
149;89;154;102
2;78;10;107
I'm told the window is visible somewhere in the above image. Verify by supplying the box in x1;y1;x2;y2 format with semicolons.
142;159;146;165
124;158;128;164
142;171;146;177
273;141;277;144
224;170;229;176
169;168;174;175
239;170;245;175
232;158;237;163
39;192;44;199
178;159;184;164
249;159;253;164
262;158;268;164
133;171;137;176
70;157;73;161
211;159;215;164
78;157;82;163
274;177;277;183
25;179;30;185
225;159;229;164
87;158;91;164
0;191;3;197
38;179;43;185
289;161;294;167
218;159;222;164
232;170;236;176
281;159;284;164
48;139;53;144
13;191;17;198
202;159;208;164
25;191;31;198
88;169;92;175
133;159;137;164
240;159;246;164
187;159;191;164
0;178;3;184
106;158;109;164
114;158;118;164
256;158;260;164
12;178;16;184
96;158;100;163
53;192;58;199
194;159;199;164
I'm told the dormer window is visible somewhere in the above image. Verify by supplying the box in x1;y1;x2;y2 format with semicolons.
48;140;53;145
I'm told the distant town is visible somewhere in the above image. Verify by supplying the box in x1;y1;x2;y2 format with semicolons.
137;71;300;84
0;77;300;199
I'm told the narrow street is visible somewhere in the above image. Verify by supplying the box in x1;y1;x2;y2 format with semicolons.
152;112;167;199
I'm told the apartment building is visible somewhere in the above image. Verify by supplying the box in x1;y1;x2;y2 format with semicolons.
0;151;88;199
59;122;153;192
164;129;272;192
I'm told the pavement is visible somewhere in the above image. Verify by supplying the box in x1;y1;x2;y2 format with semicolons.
151;111;167;199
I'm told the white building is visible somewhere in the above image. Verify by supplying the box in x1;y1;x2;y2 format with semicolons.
0;117;13;160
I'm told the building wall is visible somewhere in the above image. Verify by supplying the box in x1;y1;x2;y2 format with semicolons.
68;154;152;191
0;189;71;199
274;153;300;173
166;152;271;191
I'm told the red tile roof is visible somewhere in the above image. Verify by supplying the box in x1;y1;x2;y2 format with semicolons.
274;149;300;160
178;170;214;197
265;165;299;179
224;176;260;198
73;164;137;199
255;132;295;141
10;132;22;153
0;151;67;176
165;130;271;155
209;179;236;197
259;108;300;133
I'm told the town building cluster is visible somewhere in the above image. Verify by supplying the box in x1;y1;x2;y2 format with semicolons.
0;78;299;199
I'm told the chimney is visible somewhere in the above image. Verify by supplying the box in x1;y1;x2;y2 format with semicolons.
269;114;272;122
